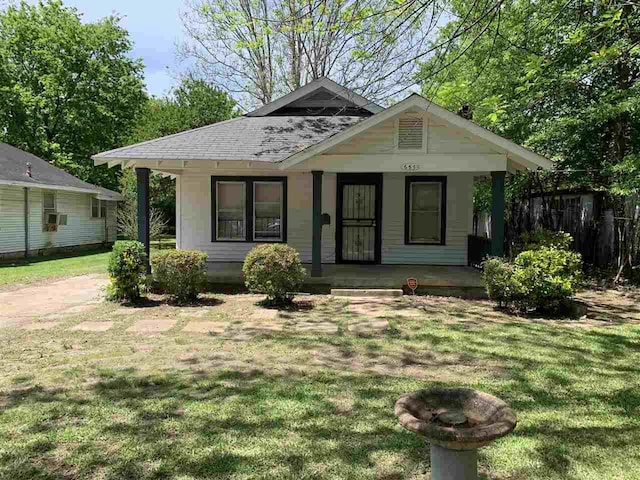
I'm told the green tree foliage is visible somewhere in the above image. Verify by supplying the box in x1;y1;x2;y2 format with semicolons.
0;0;146;190
420;0;640;196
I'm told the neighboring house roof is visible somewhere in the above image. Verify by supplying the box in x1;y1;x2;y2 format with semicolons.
93;115;364;163
0;142;123;200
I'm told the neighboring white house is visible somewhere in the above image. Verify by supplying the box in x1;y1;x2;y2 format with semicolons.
0;143;122;259
93;77;552;286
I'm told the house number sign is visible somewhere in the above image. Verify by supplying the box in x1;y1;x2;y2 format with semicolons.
402;163;420;171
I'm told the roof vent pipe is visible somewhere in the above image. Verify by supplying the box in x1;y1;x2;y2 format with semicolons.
25;162;32;178
457;104;473;120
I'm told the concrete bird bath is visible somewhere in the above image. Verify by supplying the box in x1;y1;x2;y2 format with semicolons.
395;387;517;480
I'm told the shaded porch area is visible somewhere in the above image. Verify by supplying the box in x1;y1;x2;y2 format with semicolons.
207;263;485;297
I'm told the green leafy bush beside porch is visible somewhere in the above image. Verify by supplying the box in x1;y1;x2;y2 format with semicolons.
243;244;305;305
151;250;208;302
107;241;147;302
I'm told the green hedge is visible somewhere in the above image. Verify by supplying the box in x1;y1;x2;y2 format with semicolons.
107;241;147;302
484;232;582;313
242;244;305;305
151;250;208;302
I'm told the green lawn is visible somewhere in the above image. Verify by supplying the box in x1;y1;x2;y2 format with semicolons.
0;248;111;287
0;238;175;288
0;293;639;479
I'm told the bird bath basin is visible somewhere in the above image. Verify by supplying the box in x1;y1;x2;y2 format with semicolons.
395;387;517;480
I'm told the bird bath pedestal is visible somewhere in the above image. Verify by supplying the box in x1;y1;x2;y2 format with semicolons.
394;387;517;480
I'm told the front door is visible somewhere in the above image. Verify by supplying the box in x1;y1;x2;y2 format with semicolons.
336;174;382;264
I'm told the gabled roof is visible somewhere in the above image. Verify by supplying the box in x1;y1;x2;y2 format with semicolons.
245;77;383;117
93;115;364;163
0;143;123;200
278;94;553;170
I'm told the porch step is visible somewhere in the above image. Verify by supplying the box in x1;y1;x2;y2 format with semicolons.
330;288;404;298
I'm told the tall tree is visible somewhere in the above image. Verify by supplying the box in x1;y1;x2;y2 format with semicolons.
420;0;640;269
0;0;146;190
179;0;439;108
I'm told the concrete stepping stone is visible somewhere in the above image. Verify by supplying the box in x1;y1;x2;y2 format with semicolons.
250;309;280;321
178;309;211;318
182;321;226;334
243;321;285;332
70;321;114;332
20;321;58;330
126;319;177;334
349;319;389;334
294;321;337;334
347;301;389;318
63;304;97;314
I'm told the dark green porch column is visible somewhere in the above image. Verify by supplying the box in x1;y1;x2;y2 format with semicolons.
136;167;151;273
491;171;506;257
311;170;323;277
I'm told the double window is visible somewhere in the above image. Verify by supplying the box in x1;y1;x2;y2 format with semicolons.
91;197;107;219
212;177;287;242
405;176;446;245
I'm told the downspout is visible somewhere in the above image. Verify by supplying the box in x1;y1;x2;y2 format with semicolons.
24;187;30;257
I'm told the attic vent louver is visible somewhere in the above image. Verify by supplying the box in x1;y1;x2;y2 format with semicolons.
398;115;424;150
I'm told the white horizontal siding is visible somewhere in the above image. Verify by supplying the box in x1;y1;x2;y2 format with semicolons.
326;114;500;155
179;171;337;263
0;185;117;254
0;185;26;253
178;170;472;266
381;172;473;265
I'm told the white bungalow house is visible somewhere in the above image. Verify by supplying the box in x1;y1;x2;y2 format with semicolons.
93;78;551;290
0;143;122;259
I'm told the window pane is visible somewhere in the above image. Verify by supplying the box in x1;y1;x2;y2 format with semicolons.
100;200;107;218
410;182;441;243
217;182;245;240
91;198;99;218
43;193;55;210
254;182;282;240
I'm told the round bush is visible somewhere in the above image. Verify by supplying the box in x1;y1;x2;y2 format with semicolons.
151;250;208;302
483;246;582;314
107;240;147;302
242;244;306;304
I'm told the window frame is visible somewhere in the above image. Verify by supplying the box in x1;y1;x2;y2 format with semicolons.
90;197;107;219
211;176;287;243
253;181;284;242
42;191;57;228
214;180;246;241
404;176;447;246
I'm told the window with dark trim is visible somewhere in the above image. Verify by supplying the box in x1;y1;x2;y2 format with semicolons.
211;176;287;243
404;176;446;245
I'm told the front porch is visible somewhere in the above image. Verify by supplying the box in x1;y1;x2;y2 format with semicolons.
207;263;485;297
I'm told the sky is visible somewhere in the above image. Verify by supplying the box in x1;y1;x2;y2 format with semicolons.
27;0;187;97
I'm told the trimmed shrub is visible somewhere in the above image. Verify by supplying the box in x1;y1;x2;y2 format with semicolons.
482;257;515;308
107;240;147;302
152;250;208;302
483;246;582;313
511;247;582;312
513;230;573;256
242;244;305;305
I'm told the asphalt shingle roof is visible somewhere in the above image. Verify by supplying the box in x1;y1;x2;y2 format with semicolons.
0;143;122;200
94;115;363;162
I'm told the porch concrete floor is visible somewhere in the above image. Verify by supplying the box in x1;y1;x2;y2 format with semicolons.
207;263;484;291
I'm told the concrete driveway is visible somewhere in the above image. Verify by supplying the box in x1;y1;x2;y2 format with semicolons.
0;274;108;328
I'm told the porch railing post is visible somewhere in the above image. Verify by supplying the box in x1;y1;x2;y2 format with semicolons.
136;167;151;273
311;170;323;277
490;171;506;257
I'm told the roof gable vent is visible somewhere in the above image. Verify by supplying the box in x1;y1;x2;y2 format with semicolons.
398;114;424;150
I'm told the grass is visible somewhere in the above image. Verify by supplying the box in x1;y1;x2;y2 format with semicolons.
0;292;639;479
0;237;176;288
0;248;111;287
